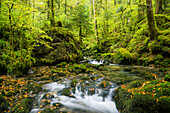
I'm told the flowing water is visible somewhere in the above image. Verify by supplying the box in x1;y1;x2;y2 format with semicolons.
30;75;119;113
30;59;120;113
30;59;164;113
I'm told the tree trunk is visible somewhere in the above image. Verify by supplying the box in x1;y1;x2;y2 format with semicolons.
51;0;55;27
93;0;98;41
79;24;82;43
146;0;157;40
0;0;1;13
105;0;108;35
65;0;67;15
114;0;116;5
47;0;50;20
7;3;14;57
33;0;35;26
156;0;163;14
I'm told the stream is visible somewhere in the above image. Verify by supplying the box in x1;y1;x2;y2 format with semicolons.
30;59;119;113
29;59;165;113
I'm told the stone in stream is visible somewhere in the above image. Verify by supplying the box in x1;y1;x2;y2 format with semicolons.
123;67;132;72
43;93;55;100
99;88;110;101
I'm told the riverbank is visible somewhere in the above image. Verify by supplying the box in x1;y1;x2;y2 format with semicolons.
0;61;169;113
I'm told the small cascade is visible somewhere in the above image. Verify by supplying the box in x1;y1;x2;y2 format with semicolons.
30;76;119;113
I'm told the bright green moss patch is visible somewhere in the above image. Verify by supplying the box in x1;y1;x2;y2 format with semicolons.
114;80;170;113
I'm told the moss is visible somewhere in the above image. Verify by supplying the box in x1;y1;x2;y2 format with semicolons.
70;79;78;87
61;88;71;96
114;80;170;113
39;76;51;81
81;76;89;80
99;81;111;88
9;97;33;113
123;67;132;72
164;74;170;82
40;109;58;113
56;62;67;67
52;75;62;82
73;64;87;73
25;82;42;94
0;94;8;112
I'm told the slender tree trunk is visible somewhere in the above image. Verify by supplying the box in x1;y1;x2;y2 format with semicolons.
65;0;67;15
146;0;157;40
114;0;116;5
105;0;108;35
7;3;14;57
20;33;23;64
58;0;60;9
51;0;55;27
156;0;163;14
47;0;50;20
33;0;35;26
93;0;98;41
79;24;82;43
0;0;1;13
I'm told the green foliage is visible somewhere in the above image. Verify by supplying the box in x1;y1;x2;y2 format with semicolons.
9;97;33;113
70;3;93;36
164;74;170;82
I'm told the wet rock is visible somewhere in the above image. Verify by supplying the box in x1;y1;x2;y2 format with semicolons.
99;81;111;88
70;79;78;87
43;93;55;100
123;67;132;72
61;88;71;96
88;87;95;95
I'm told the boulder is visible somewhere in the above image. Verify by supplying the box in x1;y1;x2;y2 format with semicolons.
32;27;82;65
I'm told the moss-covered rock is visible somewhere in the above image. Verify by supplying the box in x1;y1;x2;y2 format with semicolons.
25;82;42;94
114;80;170;113
70;79;78;87
0;94;8;112
99;81;111;88
61;88;71;96
9;97;33;113
32;27;82;66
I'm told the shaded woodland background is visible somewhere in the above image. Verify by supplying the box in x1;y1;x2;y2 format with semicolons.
0;0;169;74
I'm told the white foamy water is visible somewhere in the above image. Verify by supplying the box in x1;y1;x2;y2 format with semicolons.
31;81;119;113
